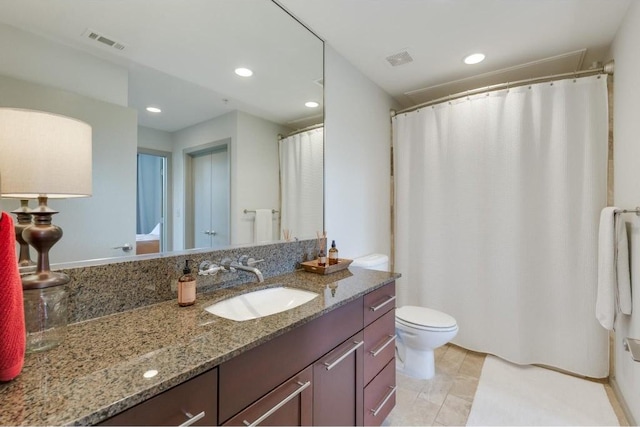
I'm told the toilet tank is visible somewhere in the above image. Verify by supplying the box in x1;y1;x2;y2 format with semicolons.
351;254;389;271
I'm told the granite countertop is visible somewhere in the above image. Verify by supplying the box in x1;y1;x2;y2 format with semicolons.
0;267;399;426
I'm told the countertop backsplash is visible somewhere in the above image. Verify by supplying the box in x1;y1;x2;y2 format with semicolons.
57;239;319;323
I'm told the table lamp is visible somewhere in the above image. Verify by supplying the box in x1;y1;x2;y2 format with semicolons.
0;108;92;352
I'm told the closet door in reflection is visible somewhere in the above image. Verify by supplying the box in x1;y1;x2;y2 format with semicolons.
191;147;230;249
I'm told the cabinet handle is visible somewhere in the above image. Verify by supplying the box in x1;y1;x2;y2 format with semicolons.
370;334;396;357
369;295;396;312
370;386;397;417
242;380;311;427
179;411;205;427
323;340;364;371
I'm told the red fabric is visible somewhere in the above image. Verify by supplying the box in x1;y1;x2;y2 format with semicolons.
0;212;25;382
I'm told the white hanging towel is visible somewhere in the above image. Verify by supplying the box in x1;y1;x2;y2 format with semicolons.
254;209;273;243
596;207;633;330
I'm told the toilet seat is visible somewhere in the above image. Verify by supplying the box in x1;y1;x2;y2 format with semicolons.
396;306;458;332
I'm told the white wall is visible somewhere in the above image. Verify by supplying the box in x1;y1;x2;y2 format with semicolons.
611;2;640;422
235;111;284;244
0;23;128;107
171;111;283;249
138;126;173;152
0;75;137;263
324;45;398;262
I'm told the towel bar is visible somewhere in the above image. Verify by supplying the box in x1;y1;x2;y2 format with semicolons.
243;209;279;214
614;207;640;216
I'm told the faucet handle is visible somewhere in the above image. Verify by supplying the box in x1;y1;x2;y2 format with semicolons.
238;255;264;266
220;257;236;272
199;261;223;276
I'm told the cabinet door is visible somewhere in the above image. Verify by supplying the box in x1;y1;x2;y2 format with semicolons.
99;368;217;426
313;332;364;426
223;366;312;426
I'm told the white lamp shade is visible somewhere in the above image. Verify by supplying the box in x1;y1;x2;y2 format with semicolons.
0;108;92;198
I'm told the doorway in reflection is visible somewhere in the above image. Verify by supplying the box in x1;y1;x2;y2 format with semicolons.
136;151;168;254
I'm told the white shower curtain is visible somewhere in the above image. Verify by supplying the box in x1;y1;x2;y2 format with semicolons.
279;127;324;240
393;75;609;377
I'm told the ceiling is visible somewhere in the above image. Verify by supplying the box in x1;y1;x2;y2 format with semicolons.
0;0;324;132
279;0;632;108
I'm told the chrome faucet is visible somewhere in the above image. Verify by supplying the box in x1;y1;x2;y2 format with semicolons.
221;255;265;283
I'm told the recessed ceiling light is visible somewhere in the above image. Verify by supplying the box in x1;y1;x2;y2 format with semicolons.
146;107;161;113
464;53;486;65
235;67;253;77
305;101;319;108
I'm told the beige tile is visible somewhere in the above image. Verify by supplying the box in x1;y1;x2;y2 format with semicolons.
435;344;450;362
604;383;630;426
394;386;421;408
396;370;427;393
458;351;485;379
384;395;441;426
449;374;479;402
437;345;467;376
434;394;473;426
417;372;454;407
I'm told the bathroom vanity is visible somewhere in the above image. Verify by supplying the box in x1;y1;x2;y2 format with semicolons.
0;268;399;426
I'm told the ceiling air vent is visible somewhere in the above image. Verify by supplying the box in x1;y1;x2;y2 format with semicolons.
82;28;126;51
386;50;413;67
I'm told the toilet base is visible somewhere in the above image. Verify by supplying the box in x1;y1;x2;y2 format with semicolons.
396;347;435;380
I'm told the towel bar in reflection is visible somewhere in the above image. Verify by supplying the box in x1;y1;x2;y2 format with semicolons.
243;209;279;214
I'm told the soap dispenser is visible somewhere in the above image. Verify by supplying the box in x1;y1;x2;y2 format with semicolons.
328;240;339;265
178;260;196;307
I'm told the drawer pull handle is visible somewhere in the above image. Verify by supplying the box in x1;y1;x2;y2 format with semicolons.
242;380;311;426
369;295;396;312
370;386;397;417
179;411;205;427
323;340;364;371
370;334;396;357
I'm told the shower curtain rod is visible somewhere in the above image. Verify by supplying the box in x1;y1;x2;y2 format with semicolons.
278;123;324;140
392;60;614;116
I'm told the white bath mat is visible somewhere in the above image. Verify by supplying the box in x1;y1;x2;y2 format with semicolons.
466;355;619;426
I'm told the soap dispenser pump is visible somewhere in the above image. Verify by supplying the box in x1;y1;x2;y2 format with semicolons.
178;260;196;307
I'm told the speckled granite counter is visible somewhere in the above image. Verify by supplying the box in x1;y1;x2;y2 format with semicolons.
0;267;399;426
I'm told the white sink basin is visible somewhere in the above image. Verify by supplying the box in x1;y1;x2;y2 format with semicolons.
205;286;319;321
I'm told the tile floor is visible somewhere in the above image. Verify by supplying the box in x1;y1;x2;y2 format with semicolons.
383;344;629;426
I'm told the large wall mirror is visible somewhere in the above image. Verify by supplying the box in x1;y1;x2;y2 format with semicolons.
0;0;324;265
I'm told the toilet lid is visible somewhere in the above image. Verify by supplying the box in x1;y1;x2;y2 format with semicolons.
396;306;457;329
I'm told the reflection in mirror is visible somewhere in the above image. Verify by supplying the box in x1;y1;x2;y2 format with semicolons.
0;0;324;265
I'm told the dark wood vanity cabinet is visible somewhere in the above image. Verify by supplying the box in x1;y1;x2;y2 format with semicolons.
100;281;396;427
99;368;218;426
223;367;313;426
313;331;364;426
362;283;397;426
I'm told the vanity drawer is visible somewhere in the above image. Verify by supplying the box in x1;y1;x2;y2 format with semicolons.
100;368;217;426
223;366;312;427
364;281;396;326
364;309;396;386
363;359;396;427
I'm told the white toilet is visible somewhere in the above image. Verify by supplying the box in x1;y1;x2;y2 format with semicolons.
351;254;459;380
395;306;458;379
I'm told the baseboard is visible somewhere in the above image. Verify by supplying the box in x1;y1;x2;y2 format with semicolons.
610;377;637;426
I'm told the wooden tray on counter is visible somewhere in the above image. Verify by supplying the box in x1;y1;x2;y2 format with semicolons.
301;258;353;275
